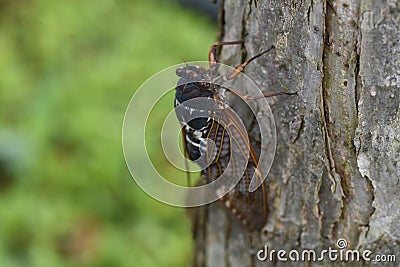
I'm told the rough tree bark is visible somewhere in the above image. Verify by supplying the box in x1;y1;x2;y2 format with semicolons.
192;0;400;266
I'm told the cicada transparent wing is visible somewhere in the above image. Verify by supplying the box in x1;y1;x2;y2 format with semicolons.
203;105;267;231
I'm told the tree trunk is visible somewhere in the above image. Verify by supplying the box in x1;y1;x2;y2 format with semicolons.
192;0;400;266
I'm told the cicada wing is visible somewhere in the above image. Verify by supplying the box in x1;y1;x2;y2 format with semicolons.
203;108;268;231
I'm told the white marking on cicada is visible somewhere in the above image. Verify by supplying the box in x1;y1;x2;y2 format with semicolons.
185;135;201;148
193;130;202;138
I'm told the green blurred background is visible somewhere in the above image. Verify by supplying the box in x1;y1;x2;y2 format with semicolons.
0;0;216;266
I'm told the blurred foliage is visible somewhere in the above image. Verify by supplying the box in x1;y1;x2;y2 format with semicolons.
0;0;215;266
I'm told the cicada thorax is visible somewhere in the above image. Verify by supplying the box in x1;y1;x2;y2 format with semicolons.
174;67;268;231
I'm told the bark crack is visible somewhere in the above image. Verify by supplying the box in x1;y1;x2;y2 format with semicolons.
321;0;338;201
353;0;375;233
319;0;344;243
320;0;375;246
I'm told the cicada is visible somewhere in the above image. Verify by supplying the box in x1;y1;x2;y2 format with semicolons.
174;41;294;231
